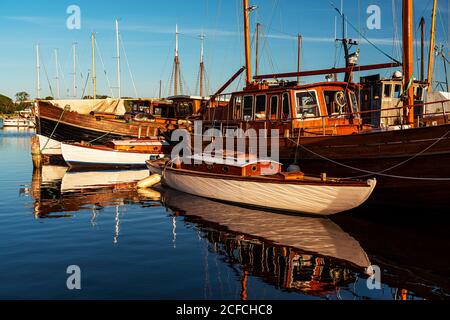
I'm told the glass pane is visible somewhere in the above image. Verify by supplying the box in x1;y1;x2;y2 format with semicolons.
270;96;278;119
282;93;290;120
243;96;253;121
255;95;267;120
295;91;319;118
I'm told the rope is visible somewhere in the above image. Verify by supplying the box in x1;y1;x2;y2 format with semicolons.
288;129;450;181
87;130;113;144
40;105;69;153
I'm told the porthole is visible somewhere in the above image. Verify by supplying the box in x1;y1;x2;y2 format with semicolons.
222;166;229;173
251;166;258;172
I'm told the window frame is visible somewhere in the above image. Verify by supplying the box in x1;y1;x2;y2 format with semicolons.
269;95;279;120
281;92;291;121
294;89;321;120
254;94;268;120
242;95;255;121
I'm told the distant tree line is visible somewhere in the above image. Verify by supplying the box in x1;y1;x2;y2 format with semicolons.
0;92;31;114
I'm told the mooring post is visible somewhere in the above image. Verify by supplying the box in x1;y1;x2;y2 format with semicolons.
31;135;42;169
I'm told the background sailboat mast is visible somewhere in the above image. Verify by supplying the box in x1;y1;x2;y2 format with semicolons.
92;32;97;100
54;49;60;99
73;43;77;98
243;0;253;86
199;33;205;97
116;18;121;99
174;24;180;96
35;44;41;99
427;0;438;92
402;0;414;125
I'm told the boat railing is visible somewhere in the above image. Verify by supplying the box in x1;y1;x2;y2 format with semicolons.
205;94;450;133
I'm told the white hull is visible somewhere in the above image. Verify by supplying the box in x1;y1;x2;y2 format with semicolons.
2;118;34;128
61;143;164;169
38;134;62;156
163;170;376;216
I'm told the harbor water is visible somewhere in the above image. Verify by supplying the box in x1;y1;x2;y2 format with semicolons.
0;129;449;300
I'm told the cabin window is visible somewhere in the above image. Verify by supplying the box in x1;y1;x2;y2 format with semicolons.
153;106;163;117
416;87;424;101
349;91;359;115
243;96;254;121
270;96;279;120
383;84;392;98
255;95;267;120
234;96;242;119
394;84;402;98
324;90;348;116
175;102;193;117
295;91;320;119
282;93;291;120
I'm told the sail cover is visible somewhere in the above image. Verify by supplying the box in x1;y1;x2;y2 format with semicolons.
425;92;450;114
46;99;127;115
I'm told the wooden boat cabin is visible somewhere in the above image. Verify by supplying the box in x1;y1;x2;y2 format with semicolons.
203;81;368;136
360;74;428;128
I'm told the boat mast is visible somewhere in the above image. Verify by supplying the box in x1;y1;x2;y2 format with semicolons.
35;44;41;99
55;49;60;99
402;0;415;125
420;18;425;82
91;32;97;100
73;42;77;98
116;18;121;99
255;23;260;78
243;0;253;86
174;24;180;96
199;33;205;97
297;34;302;85
427;0;438;92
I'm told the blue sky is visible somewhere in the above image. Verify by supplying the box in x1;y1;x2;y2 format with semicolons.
0;0;449;100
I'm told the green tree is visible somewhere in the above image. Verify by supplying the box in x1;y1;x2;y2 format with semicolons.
15;91;31;111
0;94;15;114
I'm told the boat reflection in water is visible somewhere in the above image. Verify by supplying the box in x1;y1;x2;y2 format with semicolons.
27;166;449;299
160;188;372;298
30;166;159;219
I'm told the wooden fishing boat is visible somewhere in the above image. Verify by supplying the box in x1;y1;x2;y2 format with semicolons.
61;138;170;169
156;154;376;216
187;0;450;208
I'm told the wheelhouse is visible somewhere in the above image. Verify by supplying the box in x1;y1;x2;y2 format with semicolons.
204;82;365;136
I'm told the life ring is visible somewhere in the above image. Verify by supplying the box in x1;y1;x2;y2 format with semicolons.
334;91;346;112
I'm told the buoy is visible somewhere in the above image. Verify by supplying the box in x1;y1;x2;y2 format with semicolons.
137;174;162;189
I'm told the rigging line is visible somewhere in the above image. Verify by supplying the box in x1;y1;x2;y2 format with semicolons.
94;39;115;98
119;34;139;98
57;56;69;98
288;129;450;181
331;3;401;65
81;72;90;99
41;58;54;98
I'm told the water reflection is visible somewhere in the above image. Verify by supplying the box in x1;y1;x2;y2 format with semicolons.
25;165;450;300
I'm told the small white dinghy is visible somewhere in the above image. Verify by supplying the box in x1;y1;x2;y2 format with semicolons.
61;138;170;169
157;154;376;216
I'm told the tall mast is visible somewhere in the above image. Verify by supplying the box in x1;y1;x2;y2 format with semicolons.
402;0;414;125
420;18;425;82
243;0;253;86
55;49;60;99
92;32;97;100
116;18;121;99
427;0;438;92
73;43;77;98
35;44;41;99
174;24;180;96
255;23;260;77
199;33;205;97
297;34;302;85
